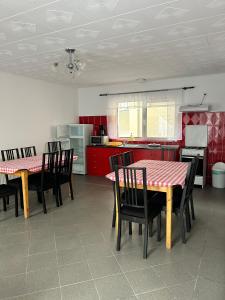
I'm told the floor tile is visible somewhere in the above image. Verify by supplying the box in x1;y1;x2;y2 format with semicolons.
0;274;26;299
95;274;134;300
29;237;55;255
57;246;86;265
26;268;59;294
0;254;27;276
12;288;61;299
88;256;121;278
153;262;194;287
125;267;165;294
27;251;57;271
116;250;152;272
61;280;99;300
59;261;92;286
55;234;81;251
193;277;225;300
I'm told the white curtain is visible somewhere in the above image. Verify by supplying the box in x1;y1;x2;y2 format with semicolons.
107;89;183;140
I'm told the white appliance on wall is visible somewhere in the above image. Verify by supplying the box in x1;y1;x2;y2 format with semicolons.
56;124;93;175
181;125;208;188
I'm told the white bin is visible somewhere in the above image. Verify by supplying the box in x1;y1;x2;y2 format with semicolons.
212;162;225;188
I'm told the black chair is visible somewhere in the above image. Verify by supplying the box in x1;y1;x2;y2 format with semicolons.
109;154;124;228
57;149;74;205
122;151;134;166
28;152;59;213
1;148;23;208
48;141;62;153
115;166;163;258
0;184;19;217
153;159;196;243
21;146;36;158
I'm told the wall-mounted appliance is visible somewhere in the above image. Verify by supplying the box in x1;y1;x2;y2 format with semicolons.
179;93;209;112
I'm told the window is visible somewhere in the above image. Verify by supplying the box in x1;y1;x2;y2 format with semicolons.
117;102;142;138
107;90;182;140
147;101;176;139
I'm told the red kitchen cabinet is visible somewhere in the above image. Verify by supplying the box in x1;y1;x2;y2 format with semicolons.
87;146;127;176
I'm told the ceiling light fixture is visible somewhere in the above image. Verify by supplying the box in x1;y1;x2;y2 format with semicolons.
53;48;86;75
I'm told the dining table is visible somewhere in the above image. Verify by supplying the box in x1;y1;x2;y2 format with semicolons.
106;159;188;250
0;154;78;219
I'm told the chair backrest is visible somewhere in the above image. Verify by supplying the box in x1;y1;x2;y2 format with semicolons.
115;166;148;218
122;151;134;166
109;154;124;172
47;141;62;153
180;159;195;211
1;148;20;161
20;146;36;158
58;149;74;176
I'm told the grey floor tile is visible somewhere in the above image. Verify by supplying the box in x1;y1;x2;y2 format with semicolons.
0;254;27;276
116;250;152;272
153;262;194;287
27;251;57;271
61;280;99;300
193;277;225;300
137;280;195;300
79;232;105;246
55;234;81;251
199;257;225;284
88;256;121;278
11;288;61;299
95;274;134;300
26;268;59;294
57;246;86;265
0;273;26;299
84;242;113;260
125;267;165;294
29;237;55;255
59;261;92;286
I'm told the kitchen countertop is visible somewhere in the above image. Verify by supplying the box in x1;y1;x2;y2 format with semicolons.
87;144;179;150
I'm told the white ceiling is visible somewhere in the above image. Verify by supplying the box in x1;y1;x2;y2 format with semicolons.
1;0;225;87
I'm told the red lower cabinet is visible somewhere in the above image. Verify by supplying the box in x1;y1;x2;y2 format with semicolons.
86;146;162;176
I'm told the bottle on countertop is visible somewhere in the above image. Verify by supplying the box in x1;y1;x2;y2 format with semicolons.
99;125;105;136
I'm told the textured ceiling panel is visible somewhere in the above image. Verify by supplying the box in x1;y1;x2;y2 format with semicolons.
0;0;225;86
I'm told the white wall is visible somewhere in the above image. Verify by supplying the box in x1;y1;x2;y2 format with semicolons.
78;73;225;115
0;71;78;153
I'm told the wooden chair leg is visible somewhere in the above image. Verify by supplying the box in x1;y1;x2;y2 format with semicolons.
15;193;18;217
69;180;74;200
139;224;142;235
129;222;132;235
143;223;149;259
157;214;161;242
116;218;121;251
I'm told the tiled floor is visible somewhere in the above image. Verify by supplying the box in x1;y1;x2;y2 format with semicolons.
0;175;224;300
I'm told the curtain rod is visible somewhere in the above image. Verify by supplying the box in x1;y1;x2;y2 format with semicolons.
99;86;195;96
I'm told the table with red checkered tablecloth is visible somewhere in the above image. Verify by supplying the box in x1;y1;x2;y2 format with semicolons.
106;160;189;250
0;155;78;218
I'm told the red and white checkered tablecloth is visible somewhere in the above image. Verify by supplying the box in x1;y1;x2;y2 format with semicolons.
0;155;78;174
105;160;189;188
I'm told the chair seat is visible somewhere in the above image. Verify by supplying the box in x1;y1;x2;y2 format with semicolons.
28;173;56;191
7;177;21;187
121;202;162;220
0;184;17;197
58;174;70;184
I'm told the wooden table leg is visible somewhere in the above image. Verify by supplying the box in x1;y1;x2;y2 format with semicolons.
166;187;173;249
20;170;29;219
